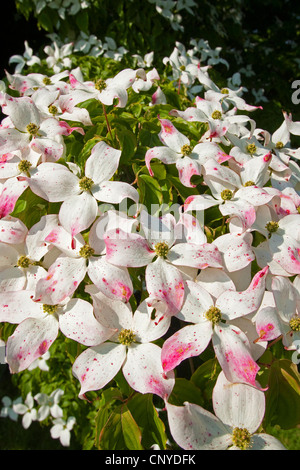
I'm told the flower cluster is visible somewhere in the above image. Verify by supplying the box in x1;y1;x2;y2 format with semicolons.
0;40;299;450
0;387;76;447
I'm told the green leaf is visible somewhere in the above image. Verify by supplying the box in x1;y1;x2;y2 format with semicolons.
168;377;204;407
127;393;167;450
264;359;300;429
78;136;103;168
95;403;143;450
75;9;89;34
137;174;163;212
191;358;221;405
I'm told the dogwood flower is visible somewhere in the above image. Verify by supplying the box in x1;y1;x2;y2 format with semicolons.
0;214;58;292
184;157;274;234
8;41;41;74
197;67;262;112
44;42;73;74
254;275;300;350
145;118;232;187
166;371;286;450
50;416;76;447
34;213;134;305
161;266;268;388
71;287;175;399
13;392;37;429
27;140;139;237
65;67;146;109
0;94;84;160
6;69;70;96
253;212;300;276
0;396;22;421
34;388;64;421
104;210;223;314
169;96;256;143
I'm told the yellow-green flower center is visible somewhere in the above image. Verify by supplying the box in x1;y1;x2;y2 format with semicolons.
154;241;169;258
79;244;95;259
118;328;136;346
275;141;284;149
221;189;233;201
205;306;222;325
221;88;229;94
289;316;300;332
43;304;58;314
43;77;52;85
79;176;94;191
179;65;186;71
48;105;58;115
265;221;279;233
211;110;222;120
181;144;193;156
18;159;32;174
17;255;31;268
94;78;107;92
244;180;255;187
246;143;257;154
26;123;39;136
232;427;251;450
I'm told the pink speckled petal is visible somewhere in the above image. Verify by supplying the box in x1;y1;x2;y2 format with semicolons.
59;192;98;238
0;177;28;219
145;257;185;314
85;140;122;184
29;162;79;202
0;290;44;323
104;229;155;267
25;214;59;261
212;323;262;389
184;194;219;212
0;216;28;244
196;268;236;300
192;141;231;165
132;299;171;343
59;298;115;346
87;256;133;303
165;401;232;450
158;118;190;152
30;137;65;162
124;343;175;398
254;306;283;342
213;232;255;272
91;180;139;205
271;275;298;323
0;128;29;153
161;322;212;372
168;242;223;269
3;95;41;131
270;234;300;275
213;371;265;433
145;146;179;177
86;285;133;332
179;280;214;323
72;342;126;397
216;266;268;320
34;255;87;304
219;199;256;233
6;314;59;373
175;156;201;188
203;159;240;195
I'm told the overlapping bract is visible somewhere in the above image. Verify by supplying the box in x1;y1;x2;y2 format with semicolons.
1;57;299;450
